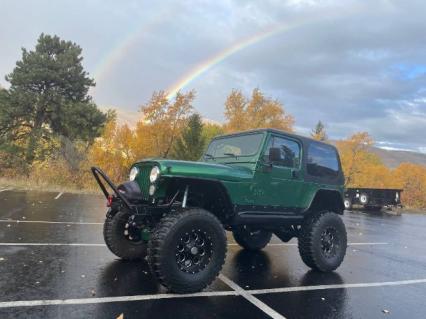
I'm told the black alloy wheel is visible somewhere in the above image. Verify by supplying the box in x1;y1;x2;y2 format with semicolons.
320;226;339;259
176;229;213;274
148;208;227;293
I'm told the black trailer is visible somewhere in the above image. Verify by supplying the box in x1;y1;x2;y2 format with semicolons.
344;188;403;211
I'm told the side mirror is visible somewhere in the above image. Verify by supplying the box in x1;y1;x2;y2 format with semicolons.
269;147;281;162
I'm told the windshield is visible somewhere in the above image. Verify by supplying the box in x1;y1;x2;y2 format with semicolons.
205;133;264;159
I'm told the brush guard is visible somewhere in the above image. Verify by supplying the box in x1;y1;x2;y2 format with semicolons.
91;166;181;218
91;167;133;210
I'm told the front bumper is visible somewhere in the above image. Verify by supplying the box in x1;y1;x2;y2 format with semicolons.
91;166;179;216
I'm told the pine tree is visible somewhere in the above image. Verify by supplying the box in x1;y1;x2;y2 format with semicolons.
311;121;328;141
0;33;107;165
172;114;205;160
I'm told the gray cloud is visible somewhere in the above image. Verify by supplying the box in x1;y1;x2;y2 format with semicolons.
0;0;425;152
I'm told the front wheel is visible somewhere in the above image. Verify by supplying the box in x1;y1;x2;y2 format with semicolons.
232;226;272;251
103;210;148;260
148;208;227;293
298;212;347;272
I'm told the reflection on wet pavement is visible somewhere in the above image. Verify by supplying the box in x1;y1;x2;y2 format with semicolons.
0;190;425;318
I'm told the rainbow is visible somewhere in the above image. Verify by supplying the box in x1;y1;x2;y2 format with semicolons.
165;20;306;100
165;3;365;100
91;3;364;100
92;6;176;89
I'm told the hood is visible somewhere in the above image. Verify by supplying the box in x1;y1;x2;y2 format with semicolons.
135;159;254;182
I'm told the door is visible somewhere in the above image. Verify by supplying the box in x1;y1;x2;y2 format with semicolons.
252;134;304;210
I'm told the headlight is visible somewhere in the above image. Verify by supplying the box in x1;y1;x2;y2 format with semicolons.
129;167;139;181
150;166;160;183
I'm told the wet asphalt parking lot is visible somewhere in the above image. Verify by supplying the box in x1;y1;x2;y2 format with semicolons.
0;189;425;319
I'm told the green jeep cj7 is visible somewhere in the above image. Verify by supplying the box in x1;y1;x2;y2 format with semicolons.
92;129;347;293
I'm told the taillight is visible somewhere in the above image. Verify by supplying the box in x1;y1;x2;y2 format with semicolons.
107;195;113;207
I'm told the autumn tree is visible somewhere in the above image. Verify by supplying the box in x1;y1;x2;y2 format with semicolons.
336;132;386;187
393;163;426;209
172;113;205;160
134;90;195;158
224;88;294;133
88;111;136;182
0;34;106;166
311;121;327;141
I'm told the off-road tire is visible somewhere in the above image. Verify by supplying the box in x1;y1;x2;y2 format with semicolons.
298;212;347;272
148;208;227;293
232;226;272;251
103;210;148;260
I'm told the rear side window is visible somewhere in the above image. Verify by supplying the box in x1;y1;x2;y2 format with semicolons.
307;142;339;178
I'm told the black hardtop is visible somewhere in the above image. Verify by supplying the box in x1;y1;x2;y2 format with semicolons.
213;128;337;150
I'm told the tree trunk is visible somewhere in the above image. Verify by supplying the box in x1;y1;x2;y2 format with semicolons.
25;110;45;164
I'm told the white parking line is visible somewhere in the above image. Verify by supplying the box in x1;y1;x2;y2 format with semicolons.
54;192;64;200
347;242;388;246
0;243;105;247
229;242;389;247
219;274;286;319
0;290;238;308
0;277;424;309
0;220;103;225
0;242;388;247
248;278;426;295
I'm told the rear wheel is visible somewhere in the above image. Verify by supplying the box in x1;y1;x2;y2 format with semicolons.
148;208;227;293
103;210;148;260
232;226;272;251
298;212;347;272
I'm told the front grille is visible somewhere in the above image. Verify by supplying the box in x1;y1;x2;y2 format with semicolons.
137;163;153;200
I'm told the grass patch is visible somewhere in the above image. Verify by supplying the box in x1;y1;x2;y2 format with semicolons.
0;177;99;194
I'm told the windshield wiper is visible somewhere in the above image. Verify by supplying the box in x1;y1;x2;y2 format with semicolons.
204;153;215;159
224;152;238;158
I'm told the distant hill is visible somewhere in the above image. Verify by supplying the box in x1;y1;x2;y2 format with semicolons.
327;140;426;169
368;146;426;168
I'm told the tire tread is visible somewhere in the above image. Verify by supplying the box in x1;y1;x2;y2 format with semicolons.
298;211;347;272
148;209;227;293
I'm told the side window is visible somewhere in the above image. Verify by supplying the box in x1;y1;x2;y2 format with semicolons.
307;142;339;178
264;136;301;168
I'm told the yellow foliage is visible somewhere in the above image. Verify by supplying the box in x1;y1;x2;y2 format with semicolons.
336;132;377;186
88;118;135;182
87;91;195;182
135;90;195;158
224;88;294;133
337;132;426;209
393;163;426;209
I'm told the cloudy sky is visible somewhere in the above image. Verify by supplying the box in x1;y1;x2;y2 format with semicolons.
1;0;425;152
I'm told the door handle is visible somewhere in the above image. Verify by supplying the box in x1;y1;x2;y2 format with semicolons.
291;169;299;179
